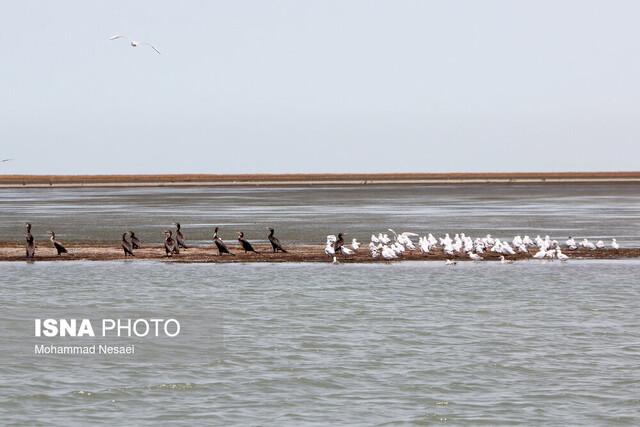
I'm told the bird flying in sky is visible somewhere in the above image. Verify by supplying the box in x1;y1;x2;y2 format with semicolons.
109;35;161;55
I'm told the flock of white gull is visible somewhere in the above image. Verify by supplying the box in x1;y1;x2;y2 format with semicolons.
324;231;620;264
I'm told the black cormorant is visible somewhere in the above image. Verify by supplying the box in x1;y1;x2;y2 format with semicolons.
25;223;35;258
213;227;234;256
164;230;179;256
238;232;259;254
122;232;135;257
48;231;68;255
129;231;141;249
175;222;188;249
334;233;345;254
267;227;287;253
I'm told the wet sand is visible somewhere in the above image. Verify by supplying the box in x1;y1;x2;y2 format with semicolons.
1;242;638;263
2;172;640;187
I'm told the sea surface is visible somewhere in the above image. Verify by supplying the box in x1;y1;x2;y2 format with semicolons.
0;183;639;245
1;184;639;425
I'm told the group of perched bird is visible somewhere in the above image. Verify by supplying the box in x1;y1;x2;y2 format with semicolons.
21;223;287;258
20;222;623;263
155;226;286;257
24;223;68;258
325;229;621;263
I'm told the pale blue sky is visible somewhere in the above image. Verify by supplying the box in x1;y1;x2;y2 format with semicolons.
1;1;639;174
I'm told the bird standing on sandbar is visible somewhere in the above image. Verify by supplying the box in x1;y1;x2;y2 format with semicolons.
174;223;188;249
267;227;287;253
48;231;68;255
238;232;259;254
122;232;135;257
334;233;345;254
213;227;234;256
129;231;141;249
25;223;35;258
164;230;179;256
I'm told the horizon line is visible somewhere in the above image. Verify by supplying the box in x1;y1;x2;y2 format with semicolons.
1;171;640;188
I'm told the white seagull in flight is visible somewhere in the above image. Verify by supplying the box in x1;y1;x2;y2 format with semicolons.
109;35;161;55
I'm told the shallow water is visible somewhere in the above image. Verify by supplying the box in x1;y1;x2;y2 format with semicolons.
1;260;639;425
1;184;639;425
0;184;639;245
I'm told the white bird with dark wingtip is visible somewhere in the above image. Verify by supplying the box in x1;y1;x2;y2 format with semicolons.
581;239;596;250
499;255;513;264
463;238;474;253
388;229;418;248
533;248;546;259
109;34;161;54
370;242;380;258
324;241;335;257
483;234;495;246
443;243;455;256
440;233;452;247
392;242;405;255
419;237;431;253
381;246;397;260
468;252;482;261
502;242;516;255
556;248;569;261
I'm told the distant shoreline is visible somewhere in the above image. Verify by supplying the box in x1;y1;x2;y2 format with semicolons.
1;172;640;188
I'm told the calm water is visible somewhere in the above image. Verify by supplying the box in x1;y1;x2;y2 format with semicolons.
1;261;639;425
0;184;639;245
1;184;639;425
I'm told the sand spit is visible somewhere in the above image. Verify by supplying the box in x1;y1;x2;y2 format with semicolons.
1;172;640;188
0;243;638;263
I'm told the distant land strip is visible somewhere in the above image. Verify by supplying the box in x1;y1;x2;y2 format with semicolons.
1;172;640;188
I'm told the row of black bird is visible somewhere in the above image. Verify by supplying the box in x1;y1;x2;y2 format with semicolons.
167;226;286;256
22;223;287;258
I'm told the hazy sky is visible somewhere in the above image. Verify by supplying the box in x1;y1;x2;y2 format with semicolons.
2;1;639;174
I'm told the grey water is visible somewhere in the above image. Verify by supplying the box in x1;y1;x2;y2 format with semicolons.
0;183;639;245
1;184;640;425
1;260;639;426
